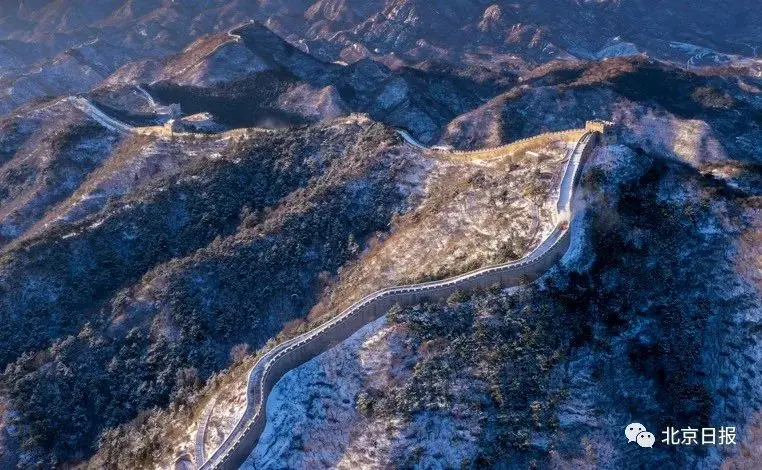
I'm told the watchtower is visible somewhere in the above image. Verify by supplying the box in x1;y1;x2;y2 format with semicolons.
164;118;183;136
585;119;617;145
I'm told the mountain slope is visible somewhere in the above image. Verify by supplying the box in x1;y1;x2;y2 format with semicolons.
0;117;423;466
2;0;760;116
0;4;760;469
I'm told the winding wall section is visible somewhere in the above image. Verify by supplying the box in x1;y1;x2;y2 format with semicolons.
197;130;599;469
396;128;587;161
446;129;587;159
70;96;271;139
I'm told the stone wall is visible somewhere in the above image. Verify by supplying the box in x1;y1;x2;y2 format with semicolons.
585;119;616;144
440;129;586;160
199;130;600;470
207;229;572;470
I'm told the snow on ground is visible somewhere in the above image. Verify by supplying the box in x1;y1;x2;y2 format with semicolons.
200;138;573;467
278;84;348;121
232;139;574;467
243;316;482;469
242;316;390;469
20;129;235;242
203;377;247;459
614;105;729;165
315;139;571;316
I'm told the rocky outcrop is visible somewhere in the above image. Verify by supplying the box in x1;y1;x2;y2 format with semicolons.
3;0;760;116
478;5;505;33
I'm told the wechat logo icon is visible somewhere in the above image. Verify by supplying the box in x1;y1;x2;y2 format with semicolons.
626;423;655;448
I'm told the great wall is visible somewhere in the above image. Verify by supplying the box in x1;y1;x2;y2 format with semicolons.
397;119;613;161
444;129;586;159
68;96;610;469
69;96;270;140
190;126;605;470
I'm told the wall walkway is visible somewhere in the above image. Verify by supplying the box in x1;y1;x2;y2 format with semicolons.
196;130;599;470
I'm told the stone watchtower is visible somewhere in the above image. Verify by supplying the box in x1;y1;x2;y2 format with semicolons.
163;118;183;136
585;119;617;145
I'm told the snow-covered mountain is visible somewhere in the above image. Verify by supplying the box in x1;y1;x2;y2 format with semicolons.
0;2;761;469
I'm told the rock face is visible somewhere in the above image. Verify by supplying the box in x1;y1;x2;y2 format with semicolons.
2;0;761;115
125;22;502;142
479;5;505;33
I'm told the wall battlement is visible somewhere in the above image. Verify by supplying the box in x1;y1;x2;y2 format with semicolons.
197;131;601;470
435;129;587;160
585;119;617;144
